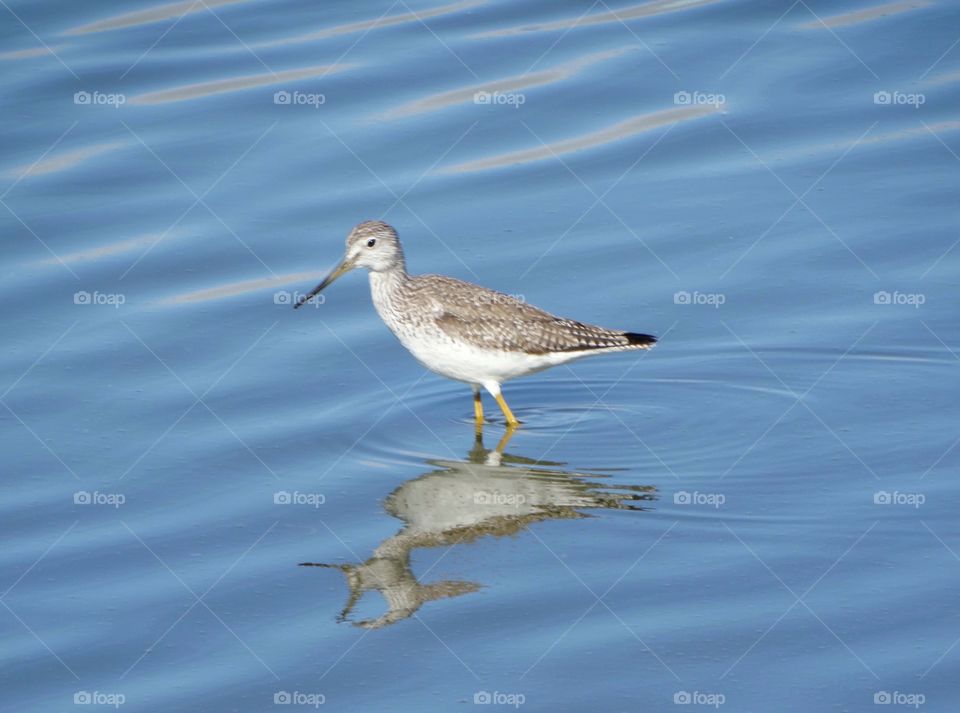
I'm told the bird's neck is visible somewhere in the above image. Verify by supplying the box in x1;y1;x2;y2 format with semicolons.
368;266;408;305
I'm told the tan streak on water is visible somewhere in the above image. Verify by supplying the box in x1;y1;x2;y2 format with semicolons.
445;104;719;173
65;0;248;35
0;46;61;60
130;64;351;105
755;121;960;165
474;0;717;37
258;0;484;47
821;120;960;150
37;233;176;266
8;142;126;178
380;47;632;120
159;271;324;304
800;0;928;29
924;69;960;86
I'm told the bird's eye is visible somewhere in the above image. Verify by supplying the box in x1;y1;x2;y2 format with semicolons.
366;238;376;248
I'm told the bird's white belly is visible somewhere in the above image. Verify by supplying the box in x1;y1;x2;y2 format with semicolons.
394;329;576;385
368;270;584;386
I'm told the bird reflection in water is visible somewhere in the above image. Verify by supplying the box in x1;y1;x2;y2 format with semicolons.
301;430;656;629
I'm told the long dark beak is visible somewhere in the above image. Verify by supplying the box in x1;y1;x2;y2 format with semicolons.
294;256;355;309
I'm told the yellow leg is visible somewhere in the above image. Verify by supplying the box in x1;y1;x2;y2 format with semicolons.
473;390;484;427
494;392;520;428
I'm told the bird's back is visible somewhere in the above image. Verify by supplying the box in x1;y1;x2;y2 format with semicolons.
399;273;656;355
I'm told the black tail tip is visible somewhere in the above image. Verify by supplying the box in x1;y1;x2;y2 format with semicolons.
624;332;657;347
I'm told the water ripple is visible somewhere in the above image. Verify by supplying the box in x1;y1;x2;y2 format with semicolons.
445;104;719;172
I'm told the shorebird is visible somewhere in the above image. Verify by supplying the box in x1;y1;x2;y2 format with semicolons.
294;220;656;428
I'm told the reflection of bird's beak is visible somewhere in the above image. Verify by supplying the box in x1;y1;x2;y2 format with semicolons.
294;255;355;309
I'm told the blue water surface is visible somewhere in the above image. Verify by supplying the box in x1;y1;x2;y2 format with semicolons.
2;0;959;711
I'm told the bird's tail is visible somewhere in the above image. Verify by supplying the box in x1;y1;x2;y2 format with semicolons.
623;332;657;348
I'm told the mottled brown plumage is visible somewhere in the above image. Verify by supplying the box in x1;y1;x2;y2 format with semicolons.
410;274;655;355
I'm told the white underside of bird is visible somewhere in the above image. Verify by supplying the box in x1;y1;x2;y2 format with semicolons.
369;270;646;393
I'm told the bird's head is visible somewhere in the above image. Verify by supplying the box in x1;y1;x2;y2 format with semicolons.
295;220;404;308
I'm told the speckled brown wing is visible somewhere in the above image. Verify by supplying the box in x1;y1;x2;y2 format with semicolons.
409;275;656;355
